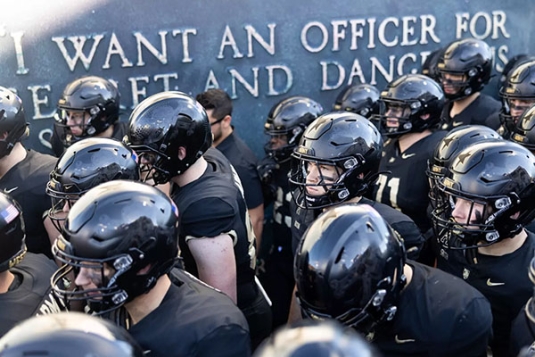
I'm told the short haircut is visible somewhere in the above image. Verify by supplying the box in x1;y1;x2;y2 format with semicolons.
196;88;233;119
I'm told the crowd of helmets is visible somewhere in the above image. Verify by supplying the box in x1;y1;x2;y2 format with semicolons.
1;36;535;357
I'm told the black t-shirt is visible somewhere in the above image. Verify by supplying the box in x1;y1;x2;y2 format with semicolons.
0;150;56;258
0;253;64;337
129;269;250;357
437;231;535;357
372;131;447;233
50;121;128;157
439;94;501;131
171;148;257;306
371;261;492;357
216;132;263;210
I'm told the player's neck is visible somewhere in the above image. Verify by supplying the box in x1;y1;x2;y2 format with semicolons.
401;264;413;290
125;274;171;325
95;124;114;139
450;92;480;117
478;229;528;256
0;270;15;294
171;156;208;187
0;143;27;179
398;130;432;153
213;127;232;147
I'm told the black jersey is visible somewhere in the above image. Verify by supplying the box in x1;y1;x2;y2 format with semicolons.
437;231;535;357
484;110;504;132
269;160;293;251
216;131;263;210
290;197;424;260
371;261;492;357
0;253;64;337
358;198;425;259
49;121;128;157
439;93;501;131
171;148;256;306
0;150;56;258
372;131;447;233
290;194;320;255
129;269;250;357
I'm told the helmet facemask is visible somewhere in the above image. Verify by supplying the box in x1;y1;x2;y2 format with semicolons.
289;155;370;210
264;124;305;162
55;105;110;147
375;98;428;137
52;240;133;316
432;178;528;252
438;69;478;100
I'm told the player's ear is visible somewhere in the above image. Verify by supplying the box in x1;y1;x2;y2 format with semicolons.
178;147;187;160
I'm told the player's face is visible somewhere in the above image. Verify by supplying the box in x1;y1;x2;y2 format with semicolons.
451;197;486;228
441;73;466;95
74;262;114;297
305;162;340;196
508;98;535;122
385;103;409;128
65;110;90;136
268;134;288;150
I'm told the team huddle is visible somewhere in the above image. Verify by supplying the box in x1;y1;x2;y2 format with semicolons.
0;37;534;357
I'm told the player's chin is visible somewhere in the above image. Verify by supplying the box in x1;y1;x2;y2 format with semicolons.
306;187;322;196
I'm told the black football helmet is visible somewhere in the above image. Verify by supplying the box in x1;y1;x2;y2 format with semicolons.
499;60;535;129
125;91;212;184
253;319;379;357
433;140;535;250
264;96;323;162
421;47;446;82
56;76;120;147
290;112;383;209
511;104;535;151
46;137;140;232
427;125;502;208
437;38;493;100
294;204;406;333
0;87;29;159
374;74;445;137
0;192;25;272
498;54;533;91
0;312;144;357
51;181;179;315
332;84;380;118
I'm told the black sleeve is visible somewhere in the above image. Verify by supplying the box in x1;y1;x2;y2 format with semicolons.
181;198;238;239
196;325;251;357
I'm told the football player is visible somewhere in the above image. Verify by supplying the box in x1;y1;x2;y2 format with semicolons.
51;181;251;357
50;75;126;156
432;140;535;356
125;91;271;349
437;38;500;131
294;204;492;356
